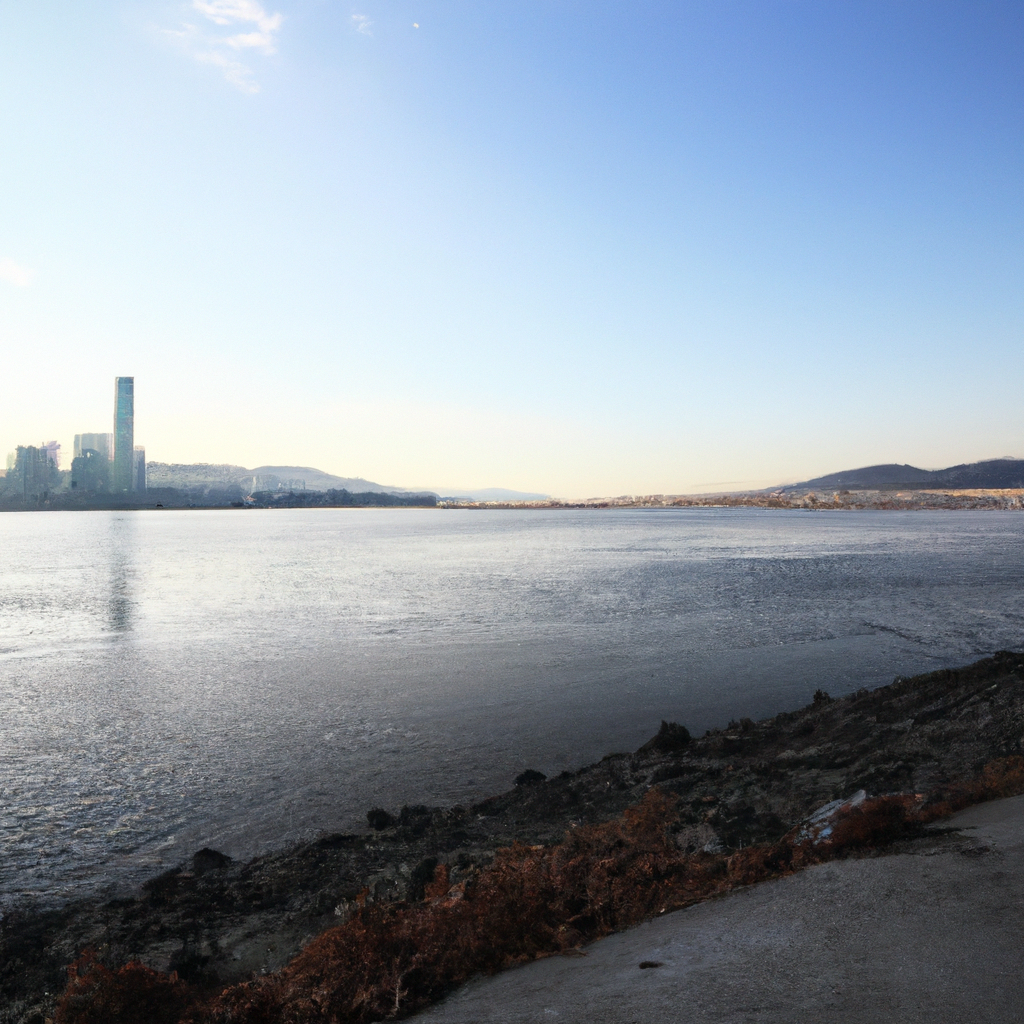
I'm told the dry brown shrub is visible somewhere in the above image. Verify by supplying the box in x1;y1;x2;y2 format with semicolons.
55;950;197;1024
915;755;1024;822
726;841;793;886
814;795;918;854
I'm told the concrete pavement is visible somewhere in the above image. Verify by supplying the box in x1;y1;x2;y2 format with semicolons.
414;795;1024;1024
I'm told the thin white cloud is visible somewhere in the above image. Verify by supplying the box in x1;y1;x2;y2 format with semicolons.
352;14;373;36
194;48;260;93
164;0;283;93
226;30;278;53
193;0;282;34
0;259;34;288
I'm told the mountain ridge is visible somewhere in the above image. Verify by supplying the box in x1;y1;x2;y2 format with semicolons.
782;457;1024;492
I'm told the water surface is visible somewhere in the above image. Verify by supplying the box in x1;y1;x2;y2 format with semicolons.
2;507;1022;906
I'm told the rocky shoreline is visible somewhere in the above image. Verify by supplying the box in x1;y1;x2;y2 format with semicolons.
3;651;1024;1022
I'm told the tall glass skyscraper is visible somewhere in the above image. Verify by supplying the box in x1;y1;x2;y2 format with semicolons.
113;376;134;493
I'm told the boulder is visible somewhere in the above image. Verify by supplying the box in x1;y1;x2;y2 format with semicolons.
367;808;396;831
192;848;232;875
638;720;691;754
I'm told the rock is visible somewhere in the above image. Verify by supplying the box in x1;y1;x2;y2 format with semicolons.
367;808;396;831
399;804;433;826
515;769;547;786
797;790;868;845
638;721;691;754
168;936;218;985
408;856;440;900
192;847;232;875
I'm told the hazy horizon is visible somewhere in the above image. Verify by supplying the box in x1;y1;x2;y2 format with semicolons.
2;2;1021;498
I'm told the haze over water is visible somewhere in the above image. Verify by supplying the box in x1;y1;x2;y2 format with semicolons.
2;507;1023;908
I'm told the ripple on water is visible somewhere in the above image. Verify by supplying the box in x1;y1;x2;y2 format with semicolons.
1;507;1023;907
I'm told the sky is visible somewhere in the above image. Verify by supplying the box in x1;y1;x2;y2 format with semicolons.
1;1;1021;498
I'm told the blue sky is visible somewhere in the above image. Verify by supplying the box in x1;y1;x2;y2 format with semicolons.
1;1;1021;497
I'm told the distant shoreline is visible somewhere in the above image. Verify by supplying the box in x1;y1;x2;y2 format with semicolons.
441;488;1024;511
2;489;1023;513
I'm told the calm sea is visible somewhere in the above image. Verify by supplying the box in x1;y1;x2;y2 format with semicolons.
2;507;1023;907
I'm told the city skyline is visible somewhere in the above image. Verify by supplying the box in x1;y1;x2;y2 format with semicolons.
1;2;1021;498
3;375;150;497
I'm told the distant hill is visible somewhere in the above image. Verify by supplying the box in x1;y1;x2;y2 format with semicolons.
248;466;433;496
146;463;435;497
783;458;1024;492
144;465;550;500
